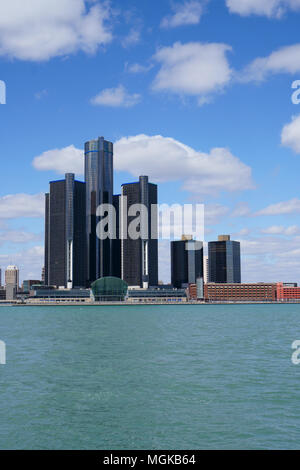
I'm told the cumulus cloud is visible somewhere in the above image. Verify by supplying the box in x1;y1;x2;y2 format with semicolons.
231;202;252;217
33;145;83;175
0;193;44;219
226;0;300;18
281;114;300;153
255;198;300;216
152;41;233;103
161;1;206;28
261;225;300;235
32;134;254;196
90;85;141;107
240;43;300;82
114;134;254;196
0;0;113;61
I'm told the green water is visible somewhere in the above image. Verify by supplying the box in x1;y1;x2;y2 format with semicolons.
0;304;300;450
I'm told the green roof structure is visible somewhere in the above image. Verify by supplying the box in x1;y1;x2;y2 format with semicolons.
91;277;128;302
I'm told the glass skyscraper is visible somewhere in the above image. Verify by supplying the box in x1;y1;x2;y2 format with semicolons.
44;173;86;288
208;235;241;283
84;137;113;284
121;176;158;288
171;236;204;289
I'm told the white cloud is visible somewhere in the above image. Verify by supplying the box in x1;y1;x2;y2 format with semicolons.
205;204;230;225
281;114;300;153
121;28;141;48
126;63;153;74
255;198;300;216
226;0;300;18
261;225;300;235
161;1;206;28
231;202;251;217
33;145;84;175
240;43;300;82
0;193;44;219
115;134;254;196
152;41;233;103
0;229;41;246
0;0;113;61
32;134;254;197
90;85;141;107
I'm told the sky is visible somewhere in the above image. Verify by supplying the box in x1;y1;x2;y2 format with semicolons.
1;0;300;284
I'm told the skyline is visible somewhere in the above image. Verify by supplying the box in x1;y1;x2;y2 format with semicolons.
1;0;300;283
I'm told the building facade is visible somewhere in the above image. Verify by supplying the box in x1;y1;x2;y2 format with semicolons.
204;283;276;302
5;265;19;289
85;137;114;284
121;176;158;288
277;283;300;301
171;236;204;289
45;173;86;288
208;235;241;283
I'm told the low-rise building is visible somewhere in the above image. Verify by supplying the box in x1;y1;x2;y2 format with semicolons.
204;283;277;302
277;283;300;301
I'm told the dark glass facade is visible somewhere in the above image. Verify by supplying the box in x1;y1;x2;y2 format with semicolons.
171;240;203;288
121;176;158;288
112;194;121;278
44;173;86;288
85;137;113;285
208;240;241;283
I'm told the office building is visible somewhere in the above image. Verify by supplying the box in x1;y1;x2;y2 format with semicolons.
22;280;42;293
85;136;114;284
121;176;158;288
0;268;2;287
45;173;86;288
205;283;276;302
208;235;241;283
171;236;204;289
5;265;19;289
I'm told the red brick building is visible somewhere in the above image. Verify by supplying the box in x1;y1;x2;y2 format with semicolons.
277;283;300;301
204;283;277;302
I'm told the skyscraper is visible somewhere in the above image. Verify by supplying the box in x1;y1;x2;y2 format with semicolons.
5;265;19;289
121;176;158;288
171;236;204;288
208;235;241;284
45;173;86;288
85;137;113;284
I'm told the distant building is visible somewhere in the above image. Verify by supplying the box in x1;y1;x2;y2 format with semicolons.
0;267;2;287
205;283;276;302
121;176;158;288
85;137;114;284
45;173;86;288
22;280;42;293
208;235;241;284
277;283;300;301
127;286;187;303
5;265;19;289
171;236;203;289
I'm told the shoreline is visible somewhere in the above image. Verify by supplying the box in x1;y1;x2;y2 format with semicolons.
1;301;300;307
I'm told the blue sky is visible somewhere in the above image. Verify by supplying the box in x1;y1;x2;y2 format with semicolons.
1;0;300;283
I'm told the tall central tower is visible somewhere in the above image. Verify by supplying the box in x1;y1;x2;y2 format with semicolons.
85;137;113;284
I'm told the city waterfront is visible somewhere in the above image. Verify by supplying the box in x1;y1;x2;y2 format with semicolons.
0;304;300;450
